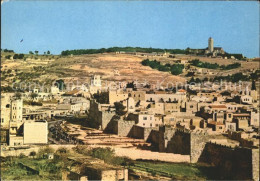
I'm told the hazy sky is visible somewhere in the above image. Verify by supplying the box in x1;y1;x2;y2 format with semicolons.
1;1;259;57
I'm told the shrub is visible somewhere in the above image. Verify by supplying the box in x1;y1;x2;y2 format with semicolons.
37;147;55;158
141;59;184;75
19;153;26;158
5;55;11;59
170;64;184;75
29;151;36;158
114;102;126;116
56;147;70;155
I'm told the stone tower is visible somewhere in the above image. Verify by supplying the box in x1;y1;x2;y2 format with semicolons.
208;37;214;53
91;75;102;87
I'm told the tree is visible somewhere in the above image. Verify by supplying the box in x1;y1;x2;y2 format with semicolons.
37;146;55;158
30;93;38;100
93;92;109;104
185;72;195;77
250;72;258;80
170;64;184;75
13;54;24;59
114;102;126;116
47;50;50;55
251;80;256;90
58;147;69;154
55;79;66;91
29;51;34;54
189;77;195;83
126;82;135;89
13;54;19;59
14;92;22;99
35;50;39;55
29;151;36;158
195;78;201;83
18;54;24;59
19;153;26;158
5;55;11;59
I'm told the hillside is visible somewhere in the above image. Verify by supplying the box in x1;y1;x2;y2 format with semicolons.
1;52;259;91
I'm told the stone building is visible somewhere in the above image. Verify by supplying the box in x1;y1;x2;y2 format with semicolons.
108;90;128;105
88;100;116;130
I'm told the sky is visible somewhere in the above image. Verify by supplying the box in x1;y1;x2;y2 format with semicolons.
1;1;259;57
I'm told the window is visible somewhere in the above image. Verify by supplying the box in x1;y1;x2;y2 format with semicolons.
150;117;152;120
228;114;231;118
143;123;145;126
190;106;193;108
150;123;152;127
143;116;147;120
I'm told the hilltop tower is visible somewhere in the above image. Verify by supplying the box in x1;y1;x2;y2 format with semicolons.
208;37;214;53
91;75;102;87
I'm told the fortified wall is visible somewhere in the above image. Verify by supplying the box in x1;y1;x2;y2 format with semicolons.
131;125;159;141
88;100;115;130
198;142;259;181
155;126;209;163
108;119;136;137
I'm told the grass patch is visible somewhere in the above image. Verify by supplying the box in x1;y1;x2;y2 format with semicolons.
134;160;218;180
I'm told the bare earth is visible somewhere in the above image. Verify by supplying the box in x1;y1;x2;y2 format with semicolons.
64;123;190;163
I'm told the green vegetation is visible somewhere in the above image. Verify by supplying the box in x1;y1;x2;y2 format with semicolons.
73;146;218;180
24;100;43;106
141;59;184;75
16;72;41;82
30;93;38;100
1;48;14;53
1;147;72;180
61;47;186;56
5;55;12;59
170;64;184;75
134;160;218;180
223;53;244;60
13;54;25;59
213;71;260;83
114;102;126;116
221;63;241;70
93;92;109;104
185;71;195;77
55;79;66;91
251;80;256;90
190;59;241;70
74;146;128;166
1;86;16;92
14;92;22;99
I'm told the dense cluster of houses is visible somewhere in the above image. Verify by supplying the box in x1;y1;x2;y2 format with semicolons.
1;75;259;151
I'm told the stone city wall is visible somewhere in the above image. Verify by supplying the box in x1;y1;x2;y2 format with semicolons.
198;142;259;180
